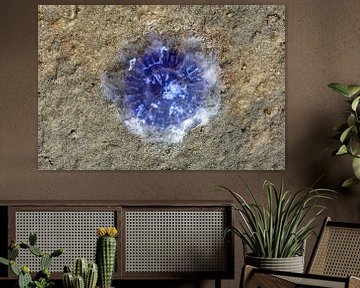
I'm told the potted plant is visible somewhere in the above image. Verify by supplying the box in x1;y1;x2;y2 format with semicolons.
328;82;360;187
62;258;98;288
221;179;334;273
96;227;118;288
0;232;63;288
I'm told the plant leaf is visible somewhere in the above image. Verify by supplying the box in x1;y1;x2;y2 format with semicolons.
347;114;356;128
333;122;348;132
10;261;20;276
348;85;360;97
349;135;360;157
336;145;348;155
352;157;360;179
221;179;335;258
342;177;360;188
351;96;360;111
328;83;351;97
0;257;9;266
340;126;353;143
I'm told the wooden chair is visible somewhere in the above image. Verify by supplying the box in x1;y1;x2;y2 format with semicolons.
241;217;360;288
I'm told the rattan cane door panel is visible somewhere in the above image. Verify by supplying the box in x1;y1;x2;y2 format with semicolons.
13;209;116;273
123;207;232;278
6;203;233;281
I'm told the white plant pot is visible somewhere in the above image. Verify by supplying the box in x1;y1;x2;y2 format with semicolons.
245;254;305;273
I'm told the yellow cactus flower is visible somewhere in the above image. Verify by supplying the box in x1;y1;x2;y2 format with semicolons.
96;227;118;237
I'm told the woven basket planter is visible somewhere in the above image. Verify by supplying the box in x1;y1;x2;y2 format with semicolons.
245;254;305;273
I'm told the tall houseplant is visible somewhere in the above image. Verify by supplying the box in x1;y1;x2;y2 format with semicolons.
328;83;360;187
221;179;334;272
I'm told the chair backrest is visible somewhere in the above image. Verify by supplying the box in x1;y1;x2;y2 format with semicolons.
307;217;360;277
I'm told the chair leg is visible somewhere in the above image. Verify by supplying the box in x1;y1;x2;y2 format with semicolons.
215;278;221;288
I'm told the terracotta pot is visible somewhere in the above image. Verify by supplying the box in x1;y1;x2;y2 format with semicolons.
245;254;305;273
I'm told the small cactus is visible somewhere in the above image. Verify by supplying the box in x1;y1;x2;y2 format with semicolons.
29;232;37;246
18;268;32;288
63;272;74;288
63;259;98;288
0;232;63;288
64;265;72;273
29;245;44;257
74;275;85;288
96;227;118;288
41;253;52;270
85;262;98;288
9;246;19;260
51;248;64;257
74;258;88;279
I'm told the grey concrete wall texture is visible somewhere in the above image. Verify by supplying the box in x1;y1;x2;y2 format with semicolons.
0;0;360;287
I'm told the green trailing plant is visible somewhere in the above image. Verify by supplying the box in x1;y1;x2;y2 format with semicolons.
62;258;98;288
0;232;63;288
221;179;335;258
96;227;118;288
328;82;360;187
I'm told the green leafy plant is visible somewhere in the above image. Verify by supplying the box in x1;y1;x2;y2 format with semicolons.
33;278;54;288
328;82;360;187
221;179;335;258
0;232;63;288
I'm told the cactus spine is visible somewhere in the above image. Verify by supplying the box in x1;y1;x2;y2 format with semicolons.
63;260;98;288
96;227;118;288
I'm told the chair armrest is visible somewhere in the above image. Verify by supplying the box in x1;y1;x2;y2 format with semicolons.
240;265;254;288
349;276;360;288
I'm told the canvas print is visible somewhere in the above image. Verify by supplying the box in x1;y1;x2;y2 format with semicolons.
38;5;285;170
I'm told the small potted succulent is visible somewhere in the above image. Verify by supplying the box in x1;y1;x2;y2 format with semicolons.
328;82;360;187
221;179;334;273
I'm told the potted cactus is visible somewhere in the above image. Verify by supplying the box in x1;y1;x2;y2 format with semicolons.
96;227;118;288
62;258;98;288
0;232;63;288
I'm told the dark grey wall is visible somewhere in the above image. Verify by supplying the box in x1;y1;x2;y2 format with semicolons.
0;1;359;287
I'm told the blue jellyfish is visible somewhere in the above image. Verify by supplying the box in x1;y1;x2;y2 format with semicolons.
102;39;220;144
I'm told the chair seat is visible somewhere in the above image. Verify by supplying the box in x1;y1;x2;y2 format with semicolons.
242;265;360;288
277;274;347;288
